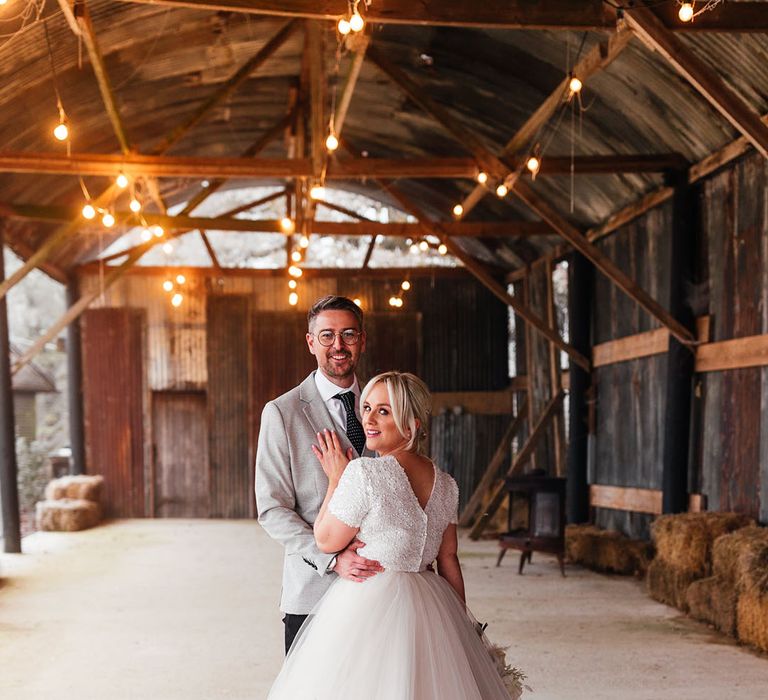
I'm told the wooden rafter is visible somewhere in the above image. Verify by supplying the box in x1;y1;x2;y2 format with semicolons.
333;34;369;138
625;6;768;159
459;27;634;217
306;20;326;180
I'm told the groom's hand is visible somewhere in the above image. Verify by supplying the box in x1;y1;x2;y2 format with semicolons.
333;539;385;583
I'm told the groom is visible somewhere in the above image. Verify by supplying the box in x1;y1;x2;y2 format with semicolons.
255;295;384;653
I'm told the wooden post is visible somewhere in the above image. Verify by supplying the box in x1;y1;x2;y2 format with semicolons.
66;276;86;476
545;256;565;475
0;232;21;552
662;171;697;514
566;252;592;524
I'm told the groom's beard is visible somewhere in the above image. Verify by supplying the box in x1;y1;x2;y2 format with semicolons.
319;348;356;379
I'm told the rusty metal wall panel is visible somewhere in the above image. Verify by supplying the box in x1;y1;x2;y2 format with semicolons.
153;391;209;517
207;295;252;518
700;154;766;519
81;308;146;518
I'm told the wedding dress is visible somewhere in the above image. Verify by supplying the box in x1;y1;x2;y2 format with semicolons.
266;454;515;700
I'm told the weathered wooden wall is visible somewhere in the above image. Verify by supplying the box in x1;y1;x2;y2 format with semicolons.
79;270;510;518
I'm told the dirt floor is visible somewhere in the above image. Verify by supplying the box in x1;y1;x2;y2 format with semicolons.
1;520;767;700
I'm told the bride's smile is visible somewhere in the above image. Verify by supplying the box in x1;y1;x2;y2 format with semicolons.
362;383;412;455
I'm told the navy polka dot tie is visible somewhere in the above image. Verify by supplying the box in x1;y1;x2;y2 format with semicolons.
335;391;366;456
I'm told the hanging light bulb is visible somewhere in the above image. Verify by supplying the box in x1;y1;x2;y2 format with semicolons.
394;297;403;308
476;171;488;185
171;293;183;308
299;235;310;248
349;11;364;32
409;243;419;255
678;2;694;22
153;225;164;238
288;265;303;278
452;204;464;218
141;228;152;242
309;184;325;200
162;280;174;292
116;173;129;189
0;1;10;6
280;217;295;233
388;296;398;307
337;17;351;35
82;203;96;220
291;250;302;263
496;183;508;198
526;155;541;178
569;75;583;95
176;274;186;285
419;240;429;252
288;291;299;306
129;198;141;213
53;121;69;141
438;243;448;255
162;242;174;254
288;279;298;290
401;280;411;291
102;212;115;228
353;298;362;307
325;132;339;152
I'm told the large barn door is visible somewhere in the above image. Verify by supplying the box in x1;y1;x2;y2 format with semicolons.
152;392;209;518
82;308;146;518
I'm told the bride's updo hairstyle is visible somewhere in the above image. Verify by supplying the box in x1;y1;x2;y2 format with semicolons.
360;371;431;455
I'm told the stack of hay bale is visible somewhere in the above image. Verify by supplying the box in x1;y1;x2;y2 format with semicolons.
35;475;104;532
647;512;753;611
565;524;654;576
685;526;768;652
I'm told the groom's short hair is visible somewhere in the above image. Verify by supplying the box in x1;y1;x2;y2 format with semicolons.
307;295;364;331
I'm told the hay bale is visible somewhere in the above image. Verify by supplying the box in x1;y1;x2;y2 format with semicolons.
713;526;768;585
565;524;653;576
44;474;104;503
736;592;768;653
646;558;699;611
685;576;737;636
651;512;753;577
35;499;101;532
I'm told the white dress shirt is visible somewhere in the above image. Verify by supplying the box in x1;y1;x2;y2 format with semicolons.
313;370;362;434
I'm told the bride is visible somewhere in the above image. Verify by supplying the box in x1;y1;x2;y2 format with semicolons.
267;371;520;699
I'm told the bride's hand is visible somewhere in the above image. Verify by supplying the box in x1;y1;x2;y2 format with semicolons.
312;430;355;484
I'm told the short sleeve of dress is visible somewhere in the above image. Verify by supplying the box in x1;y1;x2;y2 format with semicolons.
328;459;369;528
447;475;459;525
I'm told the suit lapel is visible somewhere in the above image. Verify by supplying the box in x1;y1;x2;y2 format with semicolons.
299;372;358;456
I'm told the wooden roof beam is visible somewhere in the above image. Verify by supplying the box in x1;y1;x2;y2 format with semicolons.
459;27;634;217
625;6;768;159
306;20;326;180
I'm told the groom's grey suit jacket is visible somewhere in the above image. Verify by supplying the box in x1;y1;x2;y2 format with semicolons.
255;371;371;614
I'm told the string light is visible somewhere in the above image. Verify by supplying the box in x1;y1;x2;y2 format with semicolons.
349;11;365;32
401;280;411;291
419;240;429;252
526;155;541;178
280;217;295;233
288;291;299;306
388;296;399;307
309;184;325;200
288;265;303;278
438;244;448;255
353;298;362;307
102;212;115;228
291;250;303;263
129;198;141;213
325;133;339;152
409;243;419;255
162;280;174;292
176;274;186;285
678;2;694;22
82;203;96;220
53;121;69;141
162;242;174;254
288;279;297;290
141;228;152;242
116;173;129;189
337;17;351;35
476;171;488;185
171;293;183;308
452;204;464;218
569;76;583;95
496;183;508;198
299;235;310;248
152;225;164;238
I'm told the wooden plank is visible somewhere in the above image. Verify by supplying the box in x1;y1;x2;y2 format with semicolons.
333;33;369;137
117;0;616;29
589;484;662;515
469;390;564;540
458;400;528;527
626;7;768;159
593;327;670;367
695;333;768;373
512;179;696;346
431;387;522;415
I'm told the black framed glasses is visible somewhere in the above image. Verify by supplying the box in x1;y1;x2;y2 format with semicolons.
314;329;361;346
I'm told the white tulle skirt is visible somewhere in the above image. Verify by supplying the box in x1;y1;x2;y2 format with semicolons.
267;570;513;699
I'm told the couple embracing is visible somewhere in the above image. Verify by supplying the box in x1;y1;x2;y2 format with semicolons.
256;295;516;699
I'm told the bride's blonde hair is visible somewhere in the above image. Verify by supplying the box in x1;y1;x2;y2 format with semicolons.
360;371;431;455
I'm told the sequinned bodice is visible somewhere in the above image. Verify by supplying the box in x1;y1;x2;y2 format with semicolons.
328;455;459;572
